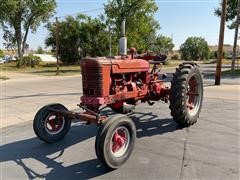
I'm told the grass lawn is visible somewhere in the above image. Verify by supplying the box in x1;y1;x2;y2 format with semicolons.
222;69;240;76
203;58;240;65
162;60;182;67
0;62;81;76
0;76;10;80
0;60;182;76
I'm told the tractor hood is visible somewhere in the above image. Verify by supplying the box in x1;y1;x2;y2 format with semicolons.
81;57;149;74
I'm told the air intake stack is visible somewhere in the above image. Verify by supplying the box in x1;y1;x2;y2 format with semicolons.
119;20;127;56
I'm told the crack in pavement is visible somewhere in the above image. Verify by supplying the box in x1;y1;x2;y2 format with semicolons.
179;128;189;179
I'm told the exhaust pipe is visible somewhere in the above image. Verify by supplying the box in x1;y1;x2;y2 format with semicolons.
120;19;126;37
119;20;127;56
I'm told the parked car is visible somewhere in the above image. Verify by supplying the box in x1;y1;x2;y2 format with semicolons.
1;55;17;63
3;55;11;63
0;57;6;64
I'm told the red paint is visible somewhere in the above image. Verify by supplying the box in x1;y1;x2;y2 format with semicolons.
45;113;64;133
79;54;171;123
111;129;126;153
187;77;198;111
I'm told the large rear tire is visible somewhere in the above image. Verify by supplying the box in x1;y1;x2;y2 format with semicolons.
169;62;203;127
33;103;72;143
95;114;136;169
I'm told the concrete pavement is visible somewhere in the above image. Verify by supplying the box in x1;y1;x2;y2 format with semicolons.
1;75;82;128
204;85;240;101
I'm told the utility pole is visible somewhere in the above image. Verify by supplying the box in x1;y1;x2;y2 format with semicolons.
231;0;240;72
55;17;60;75
215;0;227;85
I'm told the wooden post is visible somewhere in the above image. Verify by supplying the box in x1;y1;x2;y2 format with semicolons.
55;17;60;75
215;0;228;85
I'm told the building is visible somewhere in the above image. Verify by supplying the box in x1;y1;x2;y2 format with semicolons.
1;49;56;62
33;54;57;62
208;44;240;57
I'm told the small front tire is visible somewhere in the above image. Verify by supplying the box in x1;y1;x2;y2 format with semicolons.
33;103;71;143
95;114;136;169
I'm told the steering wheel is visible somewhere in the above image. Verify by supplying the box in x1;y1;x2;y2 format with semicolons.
145;43;168;63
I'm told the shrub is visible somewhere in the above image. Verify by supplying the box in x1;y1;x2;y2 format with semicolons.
209;51;228;59
17;54;41;68
171;54;179;60
163;60;170;65
0;49;4;57
209;51;217;59
180;37;209;60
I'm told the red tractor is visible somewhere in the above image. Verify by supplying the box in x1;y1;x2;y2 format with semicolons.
33;21;203;169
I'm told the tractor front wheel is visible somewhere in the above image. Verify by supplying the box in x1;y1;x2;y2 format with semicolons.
95;114;136;169
33;103;72;143
169;62;203;127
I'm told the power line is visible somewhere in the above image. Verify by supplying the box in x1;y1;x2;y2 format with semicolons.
56;8;104;19
47;7;104;23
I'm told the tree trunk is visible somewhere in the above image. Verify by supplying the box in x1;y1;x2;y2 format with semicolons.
21;16;33;58
15;27;23;60
22;27;30;57
14;13;23;60
231;24;239;71
231;0;240;72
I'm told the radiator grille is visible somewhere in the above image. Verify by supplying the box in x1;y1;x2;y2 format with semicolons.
82;66;103;96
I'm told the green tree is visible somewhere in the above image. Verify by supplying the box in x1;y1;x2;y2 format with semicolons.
104;0;160;52
36;46;44;54
78;15;110;57
0;0;56;61
156;35;174;54
215;0;239;71
180;37;209;61
215;0;238;29
0;49;4;57
45;14;109;64
46;16;81;64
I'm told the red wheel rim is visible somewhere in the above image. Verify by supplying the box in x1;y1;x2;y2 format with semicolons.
44;113;65;135
110;126;130;157
186;75;201;116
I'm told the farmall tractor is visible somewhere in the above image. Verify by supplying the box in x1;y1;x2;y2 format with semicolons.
33;21;203;169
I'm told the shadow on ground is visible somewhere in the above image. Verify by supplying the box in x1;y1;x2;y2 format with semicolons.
1;111;181;179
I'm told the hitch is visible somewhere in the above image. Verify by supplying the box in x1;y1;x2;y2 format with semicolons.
48;106;106;124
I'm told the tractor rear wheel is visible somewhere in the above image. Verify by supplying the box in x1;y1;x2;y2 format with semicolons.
33;103;71;143
169;62;203;127
95;114;136;169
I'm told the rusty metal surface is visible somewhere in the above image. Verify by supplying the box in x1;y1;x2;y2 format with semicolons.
47;108;101;124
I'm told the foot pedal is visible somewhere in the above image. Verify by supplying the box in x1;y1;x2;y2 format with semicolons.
162;73;168;79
